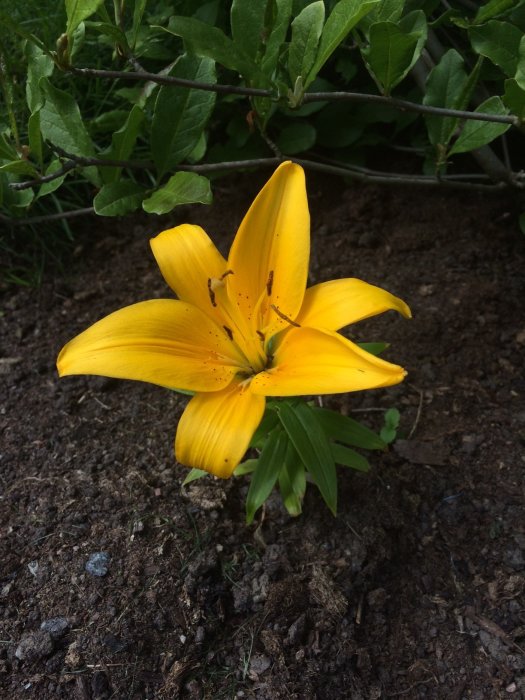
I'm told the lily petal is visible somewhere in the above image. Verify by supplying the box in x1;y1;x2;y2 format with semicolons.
151;224;227;313
227;161;310;337
57;299;247;392
176;383;265;478
251;327;406;396
296;278;412;330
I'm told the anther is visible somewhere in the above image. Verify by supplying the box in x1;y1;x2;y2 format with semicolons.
207;278;217;307
256;330;265;342
223;325;234;340
266;270;274;296
220;269;234;281
271;304;300;327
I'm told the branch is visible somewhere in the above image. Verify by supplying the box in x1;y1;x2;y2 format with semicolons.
302;91;519;127
0;207;95;226
68;65;520;127
69;66;271;98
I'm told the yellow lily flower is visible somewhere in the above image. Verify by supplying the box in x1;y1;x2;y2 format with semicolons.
58;162;410;478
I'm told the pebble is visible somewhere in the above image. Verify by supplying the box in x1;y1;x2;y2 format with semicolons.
15;630;54;662
40;617;70;640
85;552;110;577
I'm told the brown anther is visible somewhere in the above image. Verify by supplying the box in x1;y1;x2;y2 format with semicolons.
271;304;300;327
256;330;265;342
223;325;234;341
266;270;274;297
207;278;217;307
220;269;234;281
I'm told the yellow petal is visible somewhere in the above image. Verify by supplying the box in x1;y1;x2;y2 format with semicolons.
175;383;265;478
296;278;412;330
227;161;310;338
57;299;247;392
150;224;227;313
251;327;406;396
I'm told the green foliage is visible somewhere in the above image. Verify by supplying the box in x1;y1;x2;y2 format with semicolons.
2;0;525;279
380;407;401;444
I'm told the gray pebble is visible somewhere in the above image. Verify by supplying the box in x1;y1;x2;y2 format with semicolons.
15;630;53;662
40;617;70;640
85;552;110;577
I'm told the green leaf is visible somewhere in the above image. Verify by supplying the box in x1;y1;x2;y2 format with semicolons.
246;428;288;524
27;111;43;168
65;0;105;35
276;122;316;153
250;408;279;449
423;49;468;148
102;105;144;183
182;468;208;485
469;21;522;76
231;0;267;63
0;160;38;176
288;1;325;85
85;21;129;47
25;43;54;113
278;442;306;516
305;0;380;87
0;134;17;161
36;160;67;199
502;77;525;121
142;172;212;214
162;16;258;79
278;401;337;515
331;444;370;472
357;341;389;356
449;96;510;155
39;78;97;158
360;0;405;32
515;36;525;90
312;407;386;450
234;459;259;476
474;0;520;24
261;0;293;76
93;181;144;216
380;407;400;444
362;11;427;95
151;54;216;177
132;0;148;48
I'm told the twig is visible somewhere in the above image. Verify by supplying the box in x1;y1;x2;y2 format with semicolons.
407;384;424;440
303;91;519;126
68;66;520;127
0;207;94;226
69;66;271;97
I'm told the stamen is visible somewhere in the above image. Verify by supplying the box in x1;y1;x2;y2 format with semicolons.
266;270;274;296
207;278;217;307
220;269;234;281
223;325;234;341
271;304;300;327
256;330;265;342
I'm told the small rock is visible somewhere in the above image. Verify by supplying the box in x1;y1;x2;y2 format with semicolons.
15;631;53;662
85;552;110;577
65;641;83;669
102;634;128;654
40;617;70;640
249;653;271;678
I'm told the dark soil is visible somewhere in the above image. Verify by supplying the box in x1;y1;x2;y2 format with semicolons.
1;172;525;700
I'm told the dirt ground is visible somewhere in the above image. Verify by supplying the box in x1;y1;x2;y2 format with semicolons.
1;170;525;699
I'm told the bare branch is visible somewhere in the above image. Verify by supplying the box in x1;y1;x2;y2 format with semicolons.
0;207;95;226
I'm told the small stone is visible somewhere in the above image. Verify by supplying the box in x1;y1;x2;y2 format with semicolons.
15;631;54;662
40;617;70;640
27;561;39;577
85;552;110;577
506;682;517;693
249;654;271;678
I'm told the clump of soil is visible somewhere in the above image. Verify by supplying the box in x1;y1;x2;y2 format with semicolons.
1;172;524;699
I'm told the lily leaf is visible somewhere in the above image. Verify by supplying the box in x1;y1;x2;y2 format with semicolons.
278;401;337;515
246;428;288;524
182;468;208;486
331;444;370;472
312;407;386;450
